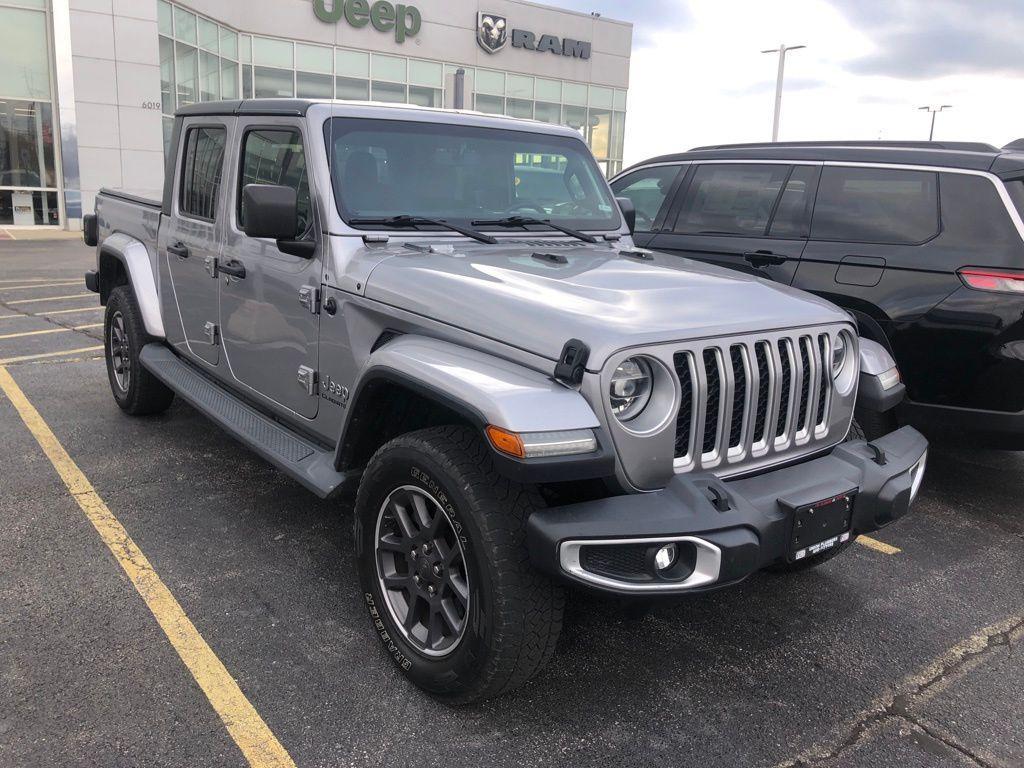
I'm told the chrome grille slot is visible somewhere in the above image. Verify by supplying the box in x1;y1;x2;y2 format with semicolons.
669;329;843;474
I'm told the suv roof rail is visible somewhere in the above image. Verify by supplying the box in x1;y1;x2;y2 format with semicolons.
689;140;1001;153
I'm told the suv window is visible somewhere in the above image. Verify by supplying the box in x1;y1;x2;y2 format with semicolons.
180;127;226;221
769;165;818;238
1005;179;1024;221
610;166;680;231
239;128;312;233
672;164;790;236
811;166;939;245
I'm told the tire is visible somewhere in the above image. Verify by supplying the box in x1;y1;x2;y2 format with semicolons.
104;286;175;416
851;407;898;442
354;425;564;704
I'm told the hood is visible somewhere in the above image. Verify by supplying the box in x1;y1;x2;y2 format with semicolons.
358;240;850;367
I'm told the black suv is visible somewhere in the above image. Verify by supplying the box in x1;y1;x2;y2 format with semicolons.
612;141;1024;448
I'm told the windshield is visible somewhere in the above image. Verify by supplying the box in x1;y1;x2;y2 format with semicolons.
324;118;620;232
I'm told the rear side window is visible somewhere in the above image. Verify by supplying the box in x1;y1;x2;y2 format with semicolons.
239;129;312;233
179;127;226;221
672;164;790;236
811;167;938;245
940;174;1023;255
610;165;680;231
769;165;818;238
1005;179;1024;221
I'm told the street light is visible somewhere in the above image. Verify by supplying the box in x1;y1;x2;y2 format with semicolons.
918;105;953;141
762;44;806;142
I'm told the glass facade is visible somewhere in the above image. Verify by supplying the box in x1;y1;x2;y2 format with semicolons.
0;1;59;226
157;0;627;175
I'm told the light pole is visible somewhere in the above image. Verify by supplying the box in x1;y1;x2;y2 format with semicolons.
762;44;806;142
918;105;952;141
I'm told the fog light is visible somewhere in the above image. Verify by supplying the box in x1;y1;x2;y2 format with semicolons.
654;543;678;571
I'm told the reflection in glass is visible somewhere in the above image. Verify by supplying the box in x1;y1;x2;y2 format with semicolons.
534;102;559;124
175;42;199;107
372;81;406;103
0;7;51;101
588;108;611;159
475;94;504;115
221;61;239;99
254;66;295;98
200;50;220;101
336;77;369;101
408;86;442;108
159;36;176;115
0;100;57;189
297;72;333;99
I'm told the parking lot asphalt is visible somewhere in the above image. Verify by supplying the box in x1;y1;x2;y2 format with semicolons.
1;239;1022;768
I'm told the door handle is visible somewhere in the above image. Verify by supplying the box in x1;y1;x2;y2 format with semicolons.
168;242;190;259
743;250;788;268
218;259;246;279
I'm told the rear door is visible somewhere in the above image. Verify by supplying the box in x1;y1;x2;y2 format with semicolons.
648;162;819;283
219;118;322;420
160;119;230;367
609;164;686;247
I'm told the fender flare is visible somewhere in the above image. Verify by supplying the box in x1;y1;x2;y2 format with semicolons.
336;335;612;481
858;337;905;413
99;233;164;338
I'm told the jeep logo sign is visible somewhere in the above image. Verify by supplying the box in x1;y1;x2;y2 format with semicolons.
313;0;422;43
476;12;592;60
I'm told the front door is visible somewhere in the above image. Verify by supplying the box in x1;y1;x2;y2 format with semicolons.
648;163;820;284
161;119;230;366
219;120;321;420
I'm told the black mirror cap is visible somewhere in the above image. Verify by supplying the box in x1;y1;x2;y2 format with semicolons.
83;214;98;247
616;196;637;235
242;184;298;240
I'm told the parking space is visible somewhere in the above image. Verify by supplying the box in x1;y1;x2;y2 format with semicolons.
1;240;1023;768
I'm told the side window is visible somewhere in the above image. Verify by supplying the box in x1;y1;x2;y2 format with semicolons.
179;127;226;221
769;165;819;238
940;173;1022;251
672;164;790;236
239;129;312;234
610;166;680;231
811;167;938;245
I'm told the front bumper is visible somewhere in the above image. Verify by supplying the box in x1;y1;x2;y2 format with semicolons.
527;426;928;595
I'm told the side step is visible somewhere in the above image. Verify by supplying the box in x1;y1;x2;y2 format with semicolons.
139;344;350;499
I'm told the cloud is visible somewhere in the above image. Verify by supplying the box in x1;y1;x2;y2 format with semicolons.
538;0;690;45
831;0;1024;78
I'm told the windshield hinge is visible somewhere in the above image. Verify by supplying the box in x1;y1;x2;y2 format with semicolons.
297;365;318;397
363;234;390;245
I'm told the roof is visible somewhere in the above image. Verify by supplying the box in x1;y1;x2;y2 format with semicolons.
173;99;583;139
622;141;1024;178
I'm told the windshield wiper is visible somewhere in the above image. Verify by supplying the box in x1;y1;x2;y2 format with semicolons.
349;215;497;245
471;216;599;244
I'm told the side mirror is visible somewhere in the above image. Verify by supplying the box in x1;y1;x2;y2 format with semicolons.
242;184;298;239
241;184;316;258
616;196;637;235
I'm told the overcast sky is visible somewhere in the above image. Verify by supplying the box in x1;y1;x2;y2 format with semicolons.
546;0;1024;167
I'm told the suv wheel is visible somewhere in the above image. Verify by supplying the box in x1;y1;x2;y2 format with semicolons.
354;426;564;703
104;286;174;416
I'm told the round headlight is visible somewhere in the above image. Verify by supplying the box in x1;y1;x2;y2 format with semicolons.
610;357;653;422
832;333;849;379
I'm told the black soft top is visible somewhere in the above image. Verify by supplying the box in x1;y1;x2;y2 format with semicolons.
623;141;1024;179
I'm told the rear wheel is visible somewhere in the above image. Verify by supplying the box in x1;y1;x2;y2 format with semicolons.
104;286;174;416
354;425;564;704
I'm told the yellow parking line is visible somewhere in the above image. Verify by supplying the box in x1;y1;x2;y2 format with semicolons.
0;346;103;365
0;280;84;291
8;294;94;305
857;535;901;555
73;323;103;331
37;307;104;316
0;278;50;284
0;366;297;768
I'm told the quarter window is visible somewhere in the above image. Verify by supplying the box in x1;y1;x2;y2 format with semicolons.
811;167;939;245
179;126;226;221
239;129;312;233
610;166;680;231
672;164;790;236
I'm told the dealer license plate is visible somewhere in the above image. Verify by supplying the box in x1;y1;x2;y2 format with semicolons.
790;492;855;561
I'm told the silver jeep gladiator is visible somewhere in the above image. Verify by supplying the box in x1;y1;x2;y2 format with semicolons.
83;100;928;703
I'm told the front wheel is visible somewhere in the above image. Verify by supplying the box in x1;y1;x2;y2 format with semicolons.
354;426;564;704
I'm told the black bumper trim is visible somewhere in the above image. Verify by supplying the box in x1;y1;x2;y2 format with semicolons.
527;426;928;596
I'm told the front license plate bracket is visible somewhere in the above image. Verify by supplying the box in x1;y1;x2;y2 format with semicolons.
786;491;856;562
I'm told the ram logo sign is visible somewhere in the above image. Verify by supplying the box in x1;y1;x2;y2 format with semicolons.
476;13;592;60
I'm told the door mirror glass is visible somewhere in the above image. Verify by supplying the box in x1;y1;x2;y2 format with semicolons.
241;184;298;240
616;196;636;234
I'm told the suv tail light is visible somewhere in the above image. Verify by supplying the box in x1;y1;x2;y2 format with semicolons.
958;267;1024;293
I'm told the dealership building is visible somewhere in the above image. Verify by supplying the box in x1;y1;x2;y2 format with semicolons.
0;0;632;230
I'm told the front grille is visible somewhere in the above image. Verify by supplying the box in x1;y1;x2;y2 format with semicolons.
673;331;836;469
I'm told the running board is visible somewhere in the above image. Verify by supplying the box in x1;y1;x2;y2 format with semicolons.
139;344;349;499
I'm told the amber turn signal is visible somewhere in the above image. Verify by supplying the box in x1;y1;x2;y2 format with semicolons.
485;426;527;459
